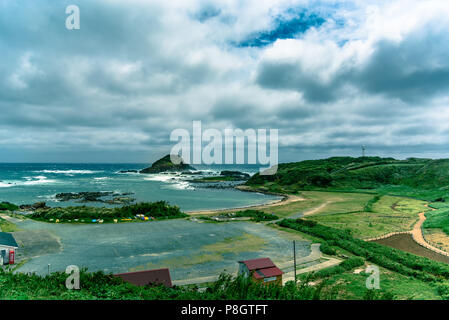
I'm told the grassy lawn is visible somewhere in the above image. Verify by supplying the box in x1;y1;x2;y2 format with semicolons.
316;266;441;300
255;190;428;238
422;202;449;251
0;217;22;232
303;194;427;238
259;191;372;219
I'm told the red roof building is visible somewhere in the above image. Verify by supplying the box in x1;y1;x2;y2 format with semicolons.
238;257;283;285
114;268;173;288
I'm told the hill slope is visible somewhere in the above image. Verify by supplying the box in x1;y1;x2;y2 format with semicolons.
246;157;449;199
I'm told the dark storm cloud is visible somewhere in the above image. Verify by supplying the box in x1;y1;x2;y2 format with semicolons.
256;61;339;102
256;26;449;105
1;0;449;162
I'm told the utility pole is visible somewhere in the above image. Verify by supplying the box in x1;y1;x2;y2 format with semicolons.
362;145;366;157
293;240;297;284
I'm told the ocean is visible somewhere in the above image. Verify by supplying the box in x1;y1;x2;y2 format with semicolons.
0;163;280;211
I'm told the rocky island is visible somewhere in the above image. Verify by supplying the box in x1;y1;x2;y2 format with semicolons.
140;154;195;174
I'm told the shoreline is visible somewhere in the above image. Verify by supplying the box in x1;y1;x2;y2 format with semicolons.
6;186;298;223
187;186;304;216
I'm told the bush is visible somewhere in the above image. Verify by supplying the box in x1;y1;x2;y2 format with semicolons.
234;210;279;222
114;201;187;219
319;241;337;255
310;257;364;280
30;201;188;222
364;195;381;212
0;269;331;300
0;202;18;211
278;218;449;282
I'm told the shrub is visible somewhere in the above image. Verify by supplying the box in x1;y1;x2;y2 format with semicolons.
0;202;18;211
278;218;449;282
234;210;279;222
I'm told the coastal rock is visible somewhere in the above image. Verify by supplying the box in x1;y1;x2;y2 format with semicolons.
220;170;250;179
32;202;47;209
118;170;138;173
55;191;135;204
105;197;135;205
140;154;195;174
20;202;49;211
55;191;113;202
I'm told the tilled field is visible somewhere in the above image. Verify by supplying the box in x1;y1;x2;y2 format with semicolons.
372;233;449;264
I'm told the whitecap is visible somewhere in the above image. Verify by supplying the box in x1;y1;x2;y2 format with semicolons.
0;176;59;188
34;170;102;174
0;182;14;188
143;173;180;182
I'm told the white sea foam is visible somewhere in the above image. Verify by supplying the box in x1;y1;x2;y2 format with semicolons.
0;182;13;188
22;176;58;186
144;173;194;190
94;177;110;181
0;176;58;187
169;181;194;190
143;173;180;182
35;170;102;174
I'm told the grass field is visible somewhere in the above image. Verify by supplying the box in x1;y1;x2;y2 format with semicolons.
257;190;428;238
0;217;21;232
422;202;449;251
303;195;427;238
313;266;441;300
259;191;373;219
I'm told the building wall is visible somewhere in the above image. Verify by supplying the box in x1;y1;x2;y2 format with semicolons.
253;275;282;286
0;246;14;265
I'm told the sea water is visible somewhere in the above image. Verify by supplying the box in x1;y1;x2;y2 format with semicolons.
0;163;280;211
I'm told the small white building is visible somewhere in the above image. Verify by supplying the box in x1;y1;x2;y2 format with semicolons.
0;232;18;265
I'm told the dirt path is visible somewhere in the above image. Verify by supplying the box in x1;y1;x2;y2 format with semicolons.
368;205;449;258
287;201;330;220
302;201;330;217
409;207;449;257
187;194;305;216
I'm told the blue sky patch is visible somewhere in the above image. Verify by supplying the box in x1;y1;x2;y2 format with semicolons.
238;10;326;47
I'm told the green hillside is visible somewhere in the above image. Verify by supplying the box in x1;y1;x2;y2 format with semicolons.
247;157;449;200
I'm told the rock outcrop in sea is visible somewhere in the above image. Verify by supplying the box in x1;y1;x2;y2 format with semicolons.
140;154;195;174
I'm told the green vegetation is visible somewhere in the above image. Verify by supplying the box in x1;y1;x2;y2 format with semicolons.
307;195;426;238
308;257;365;280
116;202;187;219
309;267;441;300
0;202;18;211
234;209;279;222
278;218;449;299
424;202;449;235
30;201;187;223
0;217;21;232
247;156;449;200
0;270;335;300
259;191;373;219
364;195;381;212
278;219;449;282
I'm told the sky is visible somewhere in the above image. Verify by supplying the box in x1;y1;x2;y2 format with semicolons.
1;0;449;163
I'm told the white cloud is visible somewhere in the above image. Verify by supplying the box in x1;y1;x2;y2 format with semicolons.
1;0;449;162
